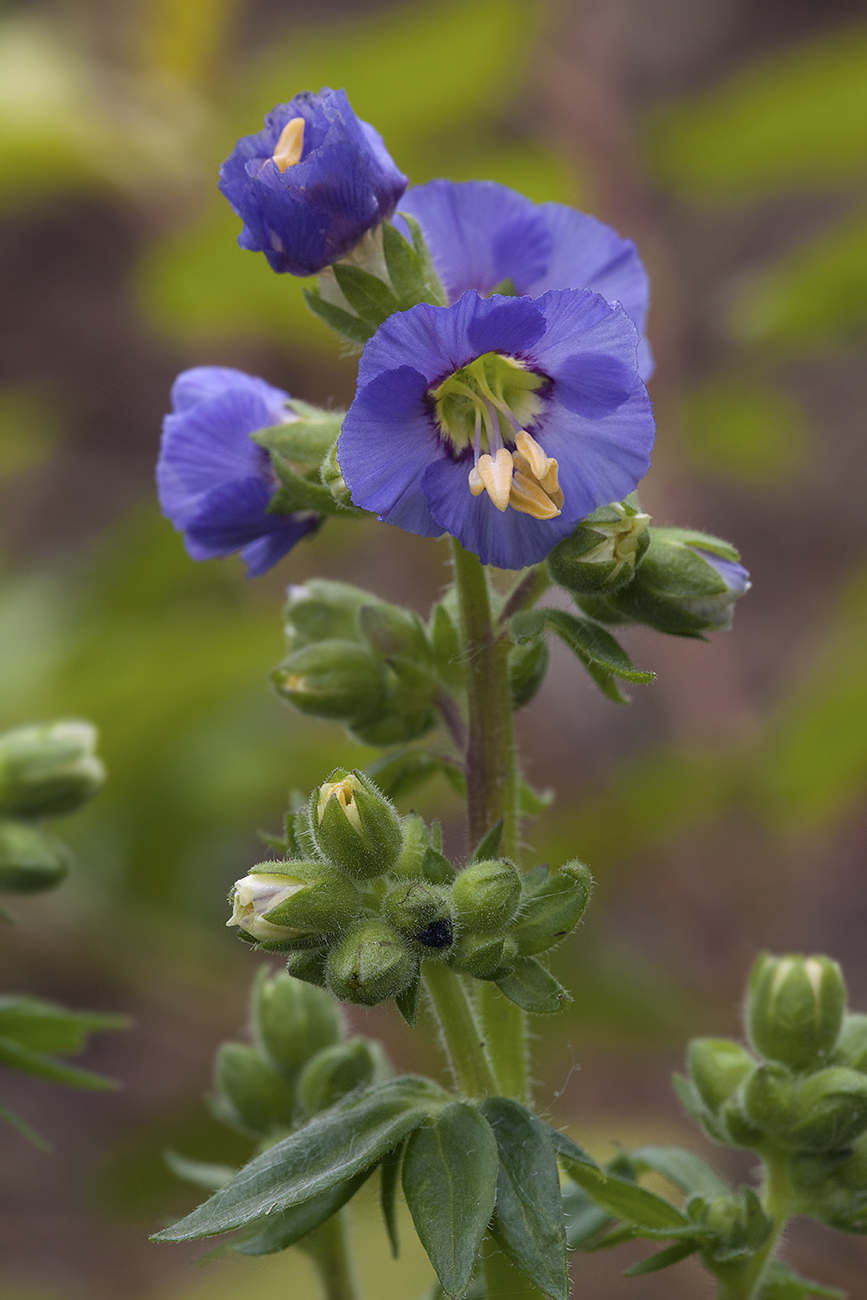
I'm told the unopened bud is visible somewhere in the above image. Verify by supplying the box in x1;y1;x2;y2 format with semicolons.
382;880;453;953
548;502;650;594
296;1037;389;1117
509;638;549;710
227;862;360;947
833;1014;867;1073
741;1063;797;1137
349;659;439;746
285;947;329;988
448;932;518;981
313;770;402;880
272;640;385;723
252;969;344;1079
212;1042;296;1136
326;919;417;1006
0;819;71;893
283;579;372;650
747;953;846;1070
687;1038;756;1113
0;721;105;820
357;602;429;660
789;1068;867;1152
452;860;521;933
511;862;592;955
578;527;750;638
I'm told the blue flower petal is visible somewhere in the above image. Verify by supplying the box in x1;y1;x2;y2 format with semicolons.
184;477;315;575
170;366;288;417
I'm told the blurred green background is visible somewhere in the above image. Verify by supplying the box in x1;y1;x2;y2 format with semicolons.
1;0;866;1295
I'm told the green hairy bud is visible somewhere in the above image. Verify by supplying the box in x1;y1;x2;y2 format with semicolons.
284;947;329;988
313;770;402;880
326;919;417;1006
746;952;846;1070
789;1068;867;1151
252;969;344;1079
452;860;521;933
356;601;430;660
508;637;549;711
212;1042;296;1136
741;1063;797;1137
283;579;373;650
0;721;105;820
0;819;71;893
547;501;650;595
687;1038;756;1113
448;932;518;980
296;1037;389;1117
227;862;361;947
833;1014;867;1073
511;862;593;955
348;658;439;747
272;640;385;723
381;879;454;953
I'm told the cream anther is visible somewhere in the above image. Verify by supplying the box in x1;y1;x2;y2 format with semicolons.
273;117;305;172
473;448;514;512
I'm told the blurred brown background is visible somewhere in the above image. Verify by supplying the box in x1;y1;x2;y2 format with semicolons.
1;0;866;1295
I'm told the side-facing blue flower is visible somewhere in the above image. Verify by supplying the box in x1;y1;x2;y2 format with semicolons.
398;180;653;378
157;367;318;576
219;88;408;276
338;290;655;570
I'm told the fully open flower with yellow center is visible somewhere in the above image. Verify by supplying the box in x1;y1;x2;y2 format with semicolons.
338;289;655;568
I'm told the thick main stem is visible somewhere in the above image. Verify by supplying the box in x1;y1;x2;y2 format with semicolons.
715;1154;792;1300
307;1209;362;1300
423;961;497;1098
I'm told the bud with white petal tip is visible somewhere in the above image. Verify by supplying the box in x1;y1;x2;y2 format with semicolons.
272;640;386;724
283;579;373;651
312;770;402;880
227;862;361;948
0;721;105;820
746;952;846;1070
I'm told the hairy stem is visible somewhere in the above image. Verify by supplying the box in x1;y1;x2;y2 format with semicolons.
306;1208;362;1300
423;962;497;1098
476;982;529;1103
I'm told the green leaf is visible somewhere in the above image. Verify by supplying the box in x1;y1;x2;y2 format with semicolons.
302;289;372;346
627;1146;730;1199
0;1097;50;1150
164;1150;237;1191
515;608;654;684
365;749;464;803
331;265;401;331
481;1098;568;1300
758;1261;846;1300
152;1076;444;1242
561;1181;614;1250
471;819;503;862
0;996;128;1055
543;1123;597;1170
402;1101;498;1298
518;781;554;816
380;1140;404;1258
623;1239;699;1276
495;957;570;1015
0;1034;118;1090
563;1162;690;1232
231;1171;371;1256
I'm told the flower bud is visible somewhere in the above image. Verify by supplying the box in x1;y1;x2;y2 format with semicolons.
326;919;417;1006
283;580;371;650
0;819;71;893
510;862;593;956
448;932;518;981
212;1043;296;1136
746;953;846;1070
381;880;453;954
717;1093;764;1149
312;770;402;880
227;862;361;947
789;1068;867;1152
547;502;650;595
452;860;521;933
357;602;430;661
833;1014;867;1073
272;640;386;724
252;969;344;1079
509;637;549;711
0;721;105;820
578;527;750;638
285;947;329;988
296;1037;389;1117
687;1038;756;1113
741;1063;797;1137
349;659;439;746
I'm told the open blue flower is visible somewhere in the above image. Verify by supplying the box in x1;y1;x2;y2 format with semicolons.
338;290;655;570
398;180;653;378
157;366;318;576
219;88;408;276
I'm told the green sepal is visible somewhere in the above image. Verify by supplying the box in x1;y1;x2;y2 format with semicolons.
381;219;443;311
393;212;448;307
251;405;344;466
495;957;570;1014
510;861;592;956
332;263;401;331
303;288;372;345
380;1139;404;1257
296;1038;388;1119
0;996;127;1055
262;450;363;518
153;1076;446;1242
164;1151;237;1192
0;1034;119;1091
623;1239;700;1276
251;968;344;1081
231;1171;372;1257
0;819;72;894
481;1098;569;1300
211;1042;297;1136
757;1261;846;1299
512;608;654;703
402;1101;498;1298
284;947;329;988
563;1161;690;1233
672;1072;733;1145
471;820;503;863
395;971;421;1027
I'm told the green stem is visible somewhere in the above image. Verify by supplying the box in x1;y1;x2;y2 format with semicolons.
476;983;529;1103
715;1153;792;1300
306;1208;362;1300
483;1234;547;1299
423;961;497;1098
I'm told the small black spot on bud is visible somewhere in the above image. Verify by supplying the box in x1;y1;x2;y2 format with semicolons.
415;918;454;949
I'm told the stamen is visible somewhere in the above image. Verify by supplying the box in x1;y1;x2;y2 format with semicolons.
508;436;564;520
510;471;562;520
475;449;514;511
515;430;551;481
273;117;305;172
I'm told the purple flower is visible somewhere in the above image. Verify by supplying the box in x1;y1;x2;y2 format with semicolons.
157;366;318;577
337;290;655;570
398;180;653;378
219;88;408;277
